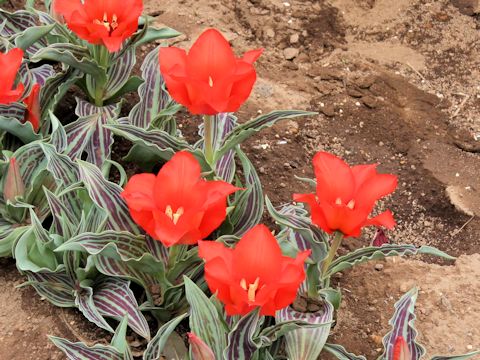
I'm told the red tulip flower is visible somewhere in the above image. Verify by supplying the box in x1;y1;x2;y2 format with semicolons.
294;152;397;238
54;0;143;53
121;151;240;247
23;84;41;132
198;224;311;316
159;29;263;115
0;48;24;105
393;336;411;360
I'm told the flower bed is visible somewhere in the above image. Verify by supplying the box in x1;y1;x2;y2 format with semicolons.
0;1;478;359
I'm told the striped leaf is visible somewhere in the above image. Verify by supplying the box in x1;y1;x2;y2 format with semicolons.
227;148;263;237
143;313;189;360
57;231;149;261
40;68;83;129
105;47;136;100
431;352;480;360
381;288;425;360
92;277;151;339
225;309;260;360
323;343;367;360
184;276;227;358
31;43;106;82
78;160;139;233
14;23;55;52
0;9;46;55
40;143;80;187
75;98;121;167
326;244;455;278
0;222;29;257
129;46;174;129
215;110;316;162
76;283;115;333
44;188;77;238
276;299;334;360
64;114;99;160
49;336;124;360
30;64;55;86
25;268;76;307
0;102;25;120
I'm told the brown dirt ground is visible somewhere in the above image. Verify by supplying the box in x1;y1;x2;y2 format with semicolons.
1;0;480;358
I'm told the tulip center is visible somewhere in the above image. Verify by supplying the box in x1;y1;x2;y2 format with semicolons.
93;12;119;34
240;277;260;302
335;197;356;210
208;76;214;87
165;205;184;225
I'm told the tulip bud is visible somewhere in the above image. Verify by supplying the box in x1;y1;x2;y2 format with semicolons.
3;158;25;202
188;332;215;360
372;228;390;247
393;336;411;360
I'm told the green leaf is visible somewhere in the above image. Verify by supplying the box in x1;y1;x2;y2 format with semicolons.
143;313;189;360
323;343;367;360
431;351;480;360
15;23;55;50
49;336;124;360
106;76;144;103
0;223;29;257
183;276;227;358
214;110;316;162
110;315;130;355
326;244;455;277
0;116;41;143
31;44;106;83
135;26;181;47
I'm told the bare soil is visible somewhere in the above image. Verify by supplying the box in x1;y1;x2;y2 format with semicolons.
1;0;480;358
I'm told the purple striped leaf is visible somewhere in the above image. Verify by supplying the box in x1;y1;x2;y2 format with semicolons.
105;48;136;100
0;102;25;120
225;309;260;360
326;244;455;278
92;277;151;339
381;288;425;360
129;46;174;129
76;283;115;333
323;343;366;360
228;148;263;237
144;313;189;360
25;269;76;307
57;231;149;261
30;64;56;86
145;236;169;263
49;336;124;360
44;188;77;238
92;255;158;300
49;112;68;153
0;9;46;55
78;160;139;233
276;299;334;360
40;143;80;186
75;98;121;167
64;114;98;160
31;43;106;82
0;222;29;257
40;68;83;129
184;276;227;358
215;110;316;162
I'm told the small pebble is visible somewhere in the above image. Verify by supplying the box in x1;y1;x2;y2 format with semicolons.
374;264;384;271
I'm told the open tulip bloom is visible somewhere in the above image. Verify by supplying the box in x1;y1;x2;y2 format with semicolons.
0;48;24;105
198;224;311;316
159;29;263;116
294;152;398;238
54;0;143;53
121;151;240;247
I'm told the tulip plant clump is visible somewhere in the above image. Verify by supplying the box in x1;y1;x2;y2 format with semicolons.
0;1;477;360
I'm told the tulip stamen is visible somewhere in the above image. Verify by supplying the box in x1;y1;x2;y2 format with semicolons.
335;197;342;205
208;76;214;87
165;205;184;224
346;199;355;209
240;277;260;302
94;12;118;34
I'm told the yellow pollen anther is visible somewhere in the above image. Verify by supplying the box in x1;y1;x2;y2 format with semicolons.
335;197;342;205
346;199;355;209
208;76;214;87
165;205;184;224
240;277;260;302
93;12;118;33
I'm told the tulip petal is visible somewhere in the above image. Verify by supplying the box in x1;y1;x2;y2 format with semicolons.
351;164;377;191
232;225;282;284
23;84;41;131
102;36;124;52
54;0;84;21
242;49;263;64
293;193;332;234
153;151;202;209
313;152;355;204
122;173;156;211
355;173;397;209
187;29;236;82
366;210;396;229
0;48;24;103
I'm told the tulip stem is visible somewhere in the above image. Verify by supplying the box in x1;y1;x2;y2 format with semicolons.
167;244;183;270
321;231;343;280
203;115;215;166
